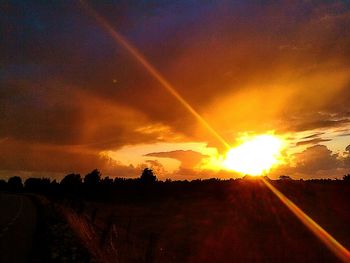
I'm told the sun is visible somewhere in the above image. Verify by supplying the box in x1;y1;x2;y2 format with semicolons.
223;134;284;176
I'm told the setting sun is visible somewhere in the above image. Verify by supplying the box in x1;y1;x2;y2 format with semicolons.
223;135;284;176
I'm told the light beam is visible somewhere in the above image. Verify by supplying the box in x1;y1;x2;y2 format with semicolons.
262;177;350;263
78;0;230;150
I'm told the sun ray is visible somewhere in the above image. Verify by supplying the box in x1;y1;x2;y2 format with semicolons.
262;177;350;263
78;0;230;150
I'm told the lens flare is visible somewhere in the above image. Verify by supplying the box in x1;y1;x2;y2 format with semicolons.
78;0;230;150
262;178;350;263
223;135;283;176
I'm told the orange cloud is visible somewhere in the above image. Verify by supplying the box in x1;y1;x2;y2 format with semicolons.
145;150;209;169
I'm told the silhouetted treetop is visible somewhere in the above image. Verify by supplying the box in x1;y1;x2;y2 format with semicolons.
25;178;50;192
279;175;293;180
61;173;82;187
84;169;101;187
8;176;23;191
140;168;157;184
0;179;7;190
101;176;113;186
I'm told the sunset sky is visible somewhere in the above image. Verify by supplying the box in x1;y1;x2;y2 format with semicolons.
2;0;350;180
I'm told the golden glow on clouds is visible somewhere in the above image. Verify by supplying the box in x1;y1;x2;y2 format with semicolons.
79;2;350;180
101;142;217;173
222;134;285;176
100;135;289;178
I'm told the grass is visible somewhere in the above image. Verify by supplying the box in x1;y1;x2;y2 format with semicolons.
58;180;350;262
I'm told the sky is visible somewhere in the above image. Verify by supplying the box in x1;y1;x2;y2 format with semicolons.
1;0;350;180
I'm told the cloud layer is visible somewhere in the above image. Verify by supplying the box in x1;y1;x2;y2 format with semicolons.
1;1;350;178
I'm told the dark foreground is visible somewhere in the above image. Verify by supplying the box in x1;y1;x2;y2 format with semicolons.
1;178;350;262
78;180;350;263
0;193;37;263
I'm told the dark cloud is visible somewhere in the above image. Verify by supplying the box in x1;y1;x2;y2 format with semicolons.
293;145;342;174
0;82;84;145
272;144;350;179
302;133;325;140
338;133;350;137
0;81;180;150
0;137;145;179
288;118;350;133
296;138;331;146
0;138;108;174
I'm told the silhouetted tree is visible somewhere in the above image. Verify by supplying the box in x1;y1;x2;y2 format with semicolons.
51;179;59;186
61;173;82;188
343;174;350;182
279;175;292;180
140;168;157;184
84;169;101;187
101;176;113;186
25;178;51;192
8;176;23;192
0;179;6;191
49;179;60;195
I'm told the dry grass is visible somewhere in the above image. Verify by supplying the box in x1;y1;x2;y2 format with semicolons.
61;180;350;262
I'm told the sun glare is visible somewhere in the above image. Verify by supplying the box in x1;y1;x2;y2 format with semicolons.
223;134;284;176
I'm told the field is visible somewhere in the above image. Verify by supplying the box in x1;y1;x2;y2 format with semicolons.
62;179;350;263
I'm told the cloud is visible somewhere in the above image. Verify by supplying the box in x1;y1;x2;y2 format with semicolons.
302;133;325;139
0;138;108;174
346;145;350;152
2;1;350;177
145;150;209;169
288;118;350;133
272;144;349;179
293;145;342;174
0;137;145;179
296;138;331;146
0;82;182;150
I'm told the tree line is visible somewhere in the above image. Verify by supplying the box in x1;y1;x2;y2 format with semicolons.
0;169;349;202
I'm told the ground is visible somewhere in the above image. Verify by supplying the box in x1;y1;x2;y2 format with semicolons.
0;193;37;263
75;180;350;263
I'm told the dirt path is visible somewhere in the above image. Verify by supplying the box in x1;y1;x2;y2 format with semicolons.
0;193;37;263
